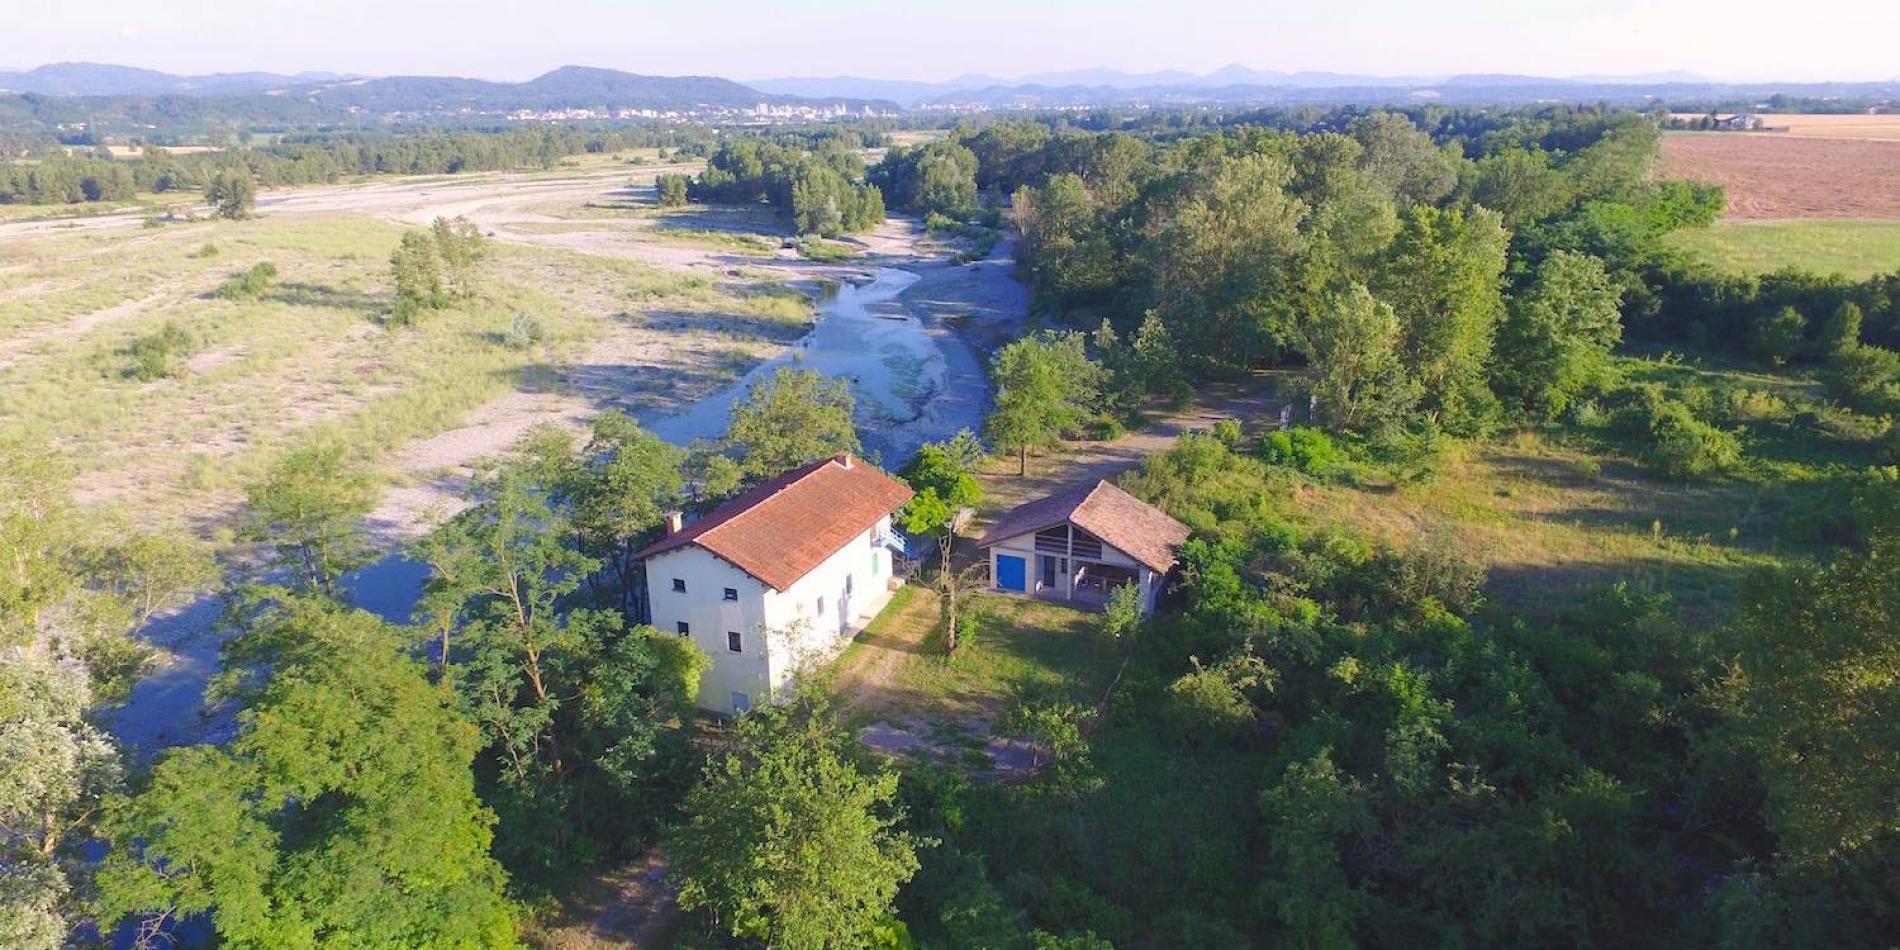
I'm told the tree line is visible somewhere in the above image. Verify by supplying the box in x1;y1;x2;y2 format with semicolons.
0;126;701;205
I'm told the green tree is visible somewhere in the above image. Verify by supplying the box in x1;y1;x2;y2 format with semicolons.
655;173;690;207
672;695;921;947
431;215;487;299
1350;112;1460;207
725;367;861;482
241;439;377;594
203;165;256;220
899;432;986;653
986;331;1103;475
1256;750;1371;949
1494;250;1625;420
1375;204;1510;432
1731;529;1900;866
554;413;687;615
1016;173;1114;307
0;650;125;950
390;229;446;324
1748;305;1807;367
1304;283;1416;432
1817;300;1863;357
1138;151;1309;371
96;593;516;947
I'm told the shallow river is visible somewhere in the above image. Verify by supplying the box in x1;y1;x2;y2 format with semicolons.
108;261;988;756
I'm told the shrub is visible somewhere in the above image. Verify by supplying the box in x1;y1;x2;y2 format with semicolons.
1823;344;1900;414
1716;386;1792;424
214;261;278;300
1645;400;1742;479
1747;305;1806;367
1259;427;1344;476
504;312;545;350
188;242;219;259
1210;418;1243;447
120;322;195;381
1162;653;1271;743
654;173;690;207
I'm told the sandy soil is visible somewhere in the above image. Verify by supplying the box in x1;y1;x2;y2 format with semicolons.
1658;133;1900;219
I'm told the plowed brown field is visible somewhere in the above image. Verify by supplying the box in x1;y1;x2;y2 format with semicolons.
1658;133;1900;219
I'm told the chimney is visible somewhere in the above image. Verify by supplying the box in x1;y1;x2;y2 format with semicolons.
839;452;853;469
664;510;684;536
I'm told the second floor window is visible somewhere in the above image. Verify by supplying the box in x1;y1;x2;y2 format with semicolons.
723;587;738;601
671;578;686;593
727;631;742;653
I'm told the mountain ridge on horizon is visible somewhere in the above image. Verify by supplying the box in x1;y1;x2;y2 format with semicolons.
5;61;1897;112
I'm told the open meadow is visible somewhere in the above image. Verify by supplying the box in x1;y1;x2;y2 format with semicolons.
0;155;837;538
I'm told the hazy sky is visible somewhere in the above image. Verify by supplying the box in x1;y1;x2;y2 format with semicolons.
12;0;1899;82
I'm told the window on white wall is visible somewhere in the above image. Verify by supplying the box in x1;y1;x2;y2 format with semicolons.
726;631;742;653
723;587;738;601
816;596;825;616
676;621;690;635
671;578;686;592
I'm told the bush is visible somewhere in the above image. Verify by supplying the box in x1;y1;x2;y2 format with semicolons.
1210;419;1242;447
214;261;278;300
1823;344;1900;414
1646;400;1742;479
120;322;195;381
1161;654;1271;743
654;173;690;207
1259;427;1345;476
504;312;545;350
1716;386;1793;424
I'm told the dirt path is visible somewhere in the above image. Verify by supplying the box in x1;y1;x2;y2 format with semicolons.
976;383;1286;519
0;291;170;369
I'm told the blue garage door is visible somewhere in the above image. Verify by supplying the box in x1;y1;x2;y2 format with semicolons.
995;554;1026;592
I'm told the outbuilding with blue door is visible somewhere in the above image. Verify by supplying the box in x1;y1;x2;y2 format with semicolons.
975;480;1189;616
994;554;1027;592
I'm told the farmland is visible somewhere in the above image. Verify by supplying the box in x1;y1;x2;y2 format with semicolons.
1669;112;1900;141
1657;132;1900;219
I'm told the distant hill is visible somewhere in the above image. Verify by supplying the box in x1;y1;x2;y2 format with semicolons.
0;63;893;115
0;62;351;95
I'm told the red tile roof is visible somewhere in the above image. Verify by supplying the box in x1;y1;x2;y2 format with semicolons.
634;455;913;591
974;480;1190;574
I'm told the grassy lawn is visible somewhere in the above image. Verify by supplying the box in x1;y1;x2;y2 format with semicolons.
830;586;1120;725
1668;219;1900;278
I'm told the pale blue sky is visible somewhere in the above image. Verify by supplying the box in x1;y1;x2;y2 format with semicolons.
12;0;1899;82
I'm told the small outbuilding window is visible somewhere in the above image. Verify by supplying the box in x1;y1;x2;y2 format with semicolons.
727;631;742;653
815;596;825;616
671;578;686;593
676;621;690;635
723;587;738;601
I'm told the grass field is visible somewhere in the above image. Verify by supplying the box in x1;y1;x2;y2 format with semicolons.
1667;219;1900;278
832;587;1118;725
0;209;810;530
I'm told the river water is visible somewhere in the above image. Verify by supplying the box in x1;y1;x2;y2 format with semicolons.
107;262;989;757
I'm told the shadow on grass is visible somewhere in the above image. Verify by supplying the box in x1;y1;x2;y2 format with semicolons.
265;281;386;314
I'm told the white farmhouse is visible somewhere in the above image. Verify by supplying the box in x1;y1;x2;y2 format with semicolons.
635;454;912;716
976;480;1189;616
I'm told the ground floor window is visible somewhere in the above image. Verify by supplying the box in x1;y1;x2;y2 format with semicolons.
731;692;750;714
676;621;690;635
